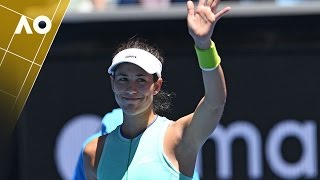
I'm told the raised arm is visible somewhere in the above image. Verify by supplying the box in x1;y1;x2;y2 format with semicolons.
177;0;230;151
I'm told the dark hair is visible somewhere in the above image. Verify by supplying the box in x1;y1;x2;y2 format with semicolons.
113;38;164;64
113;37;174;116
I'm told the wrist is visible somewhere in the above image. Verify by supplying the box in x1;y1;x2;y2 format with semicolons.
194;40;221;71
194;39;211;50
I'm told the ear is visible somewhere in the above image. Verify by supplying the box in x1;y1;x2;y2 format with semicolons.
153;78;163;95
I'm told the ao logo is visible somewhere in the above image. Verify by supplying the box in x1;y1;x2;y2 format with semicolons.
14;15;52;34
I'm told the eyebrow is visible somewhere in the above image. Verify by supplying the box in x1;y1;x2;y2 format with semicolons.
116;73;127;76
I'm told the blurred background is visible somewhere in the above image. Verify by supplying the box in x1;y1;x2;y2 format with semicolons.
3;0;320;179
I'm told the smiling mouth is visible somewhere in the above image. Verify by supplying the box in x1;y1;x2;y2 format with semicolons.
122;97;141;100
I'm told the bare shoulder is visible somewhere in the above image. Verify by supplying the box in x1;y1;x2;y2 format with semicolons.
83;134;108;179
84;137;98;155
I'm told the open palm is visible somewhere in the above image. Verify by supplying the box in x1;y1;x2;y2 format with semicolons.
187;0;230;48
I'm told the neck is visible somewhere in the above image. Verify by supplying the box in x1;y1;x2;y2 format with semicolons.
121;109;158;139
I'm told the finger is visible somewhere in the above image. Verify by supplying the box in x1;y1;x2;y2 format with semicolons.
198;0;206;6
187;0;195;17
206;0;213;6
210;0;220;13
196;6;210;23
215;6;231;21
204;8;216;23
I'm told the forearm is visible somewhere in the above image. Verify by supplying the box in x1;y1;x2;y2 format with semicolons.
195;41;227;107
185;44;226;146
202;65;226;107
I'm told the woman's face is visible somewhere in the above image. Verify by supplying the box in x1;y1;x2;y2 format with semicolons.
111;63;162;116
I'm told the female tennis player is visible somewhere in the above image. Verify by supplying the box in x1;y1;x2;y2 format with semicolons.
83;0;230;179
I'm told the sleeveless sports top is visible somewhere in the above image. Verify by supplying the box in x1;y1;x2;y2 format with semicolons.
97;116;193;180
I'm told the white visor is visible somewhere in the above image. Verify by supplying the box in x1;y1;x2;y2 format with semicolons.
108;48;162;78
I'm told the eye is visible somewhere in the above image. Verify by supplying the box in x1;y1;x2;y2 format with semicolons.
116;77;128;81
137;78;147;82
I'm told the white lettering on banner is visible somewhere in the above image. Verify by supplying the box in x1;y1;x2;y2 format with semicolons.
197;121;263;179
266;120;317;179
196;120;318;179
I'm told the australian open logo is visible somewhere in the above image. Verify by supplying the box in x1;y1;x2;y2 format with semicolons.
14;15;52;35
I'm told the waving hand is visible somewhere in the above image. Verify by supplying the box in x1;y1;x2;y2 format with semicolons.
187;0;231;49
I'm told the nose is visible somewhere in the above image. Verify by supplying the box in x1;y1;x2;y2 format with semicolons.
126;81;137;95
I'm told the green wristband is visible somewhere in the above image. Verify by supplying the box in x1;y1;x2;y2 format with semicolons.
195;41;221;71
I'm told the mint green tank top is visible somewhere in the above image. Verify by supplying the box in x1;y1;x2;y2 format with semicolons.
97;116;193;180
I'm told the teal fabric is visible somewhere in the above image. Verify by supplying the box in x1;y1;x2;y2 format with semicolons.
97;116;193;180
